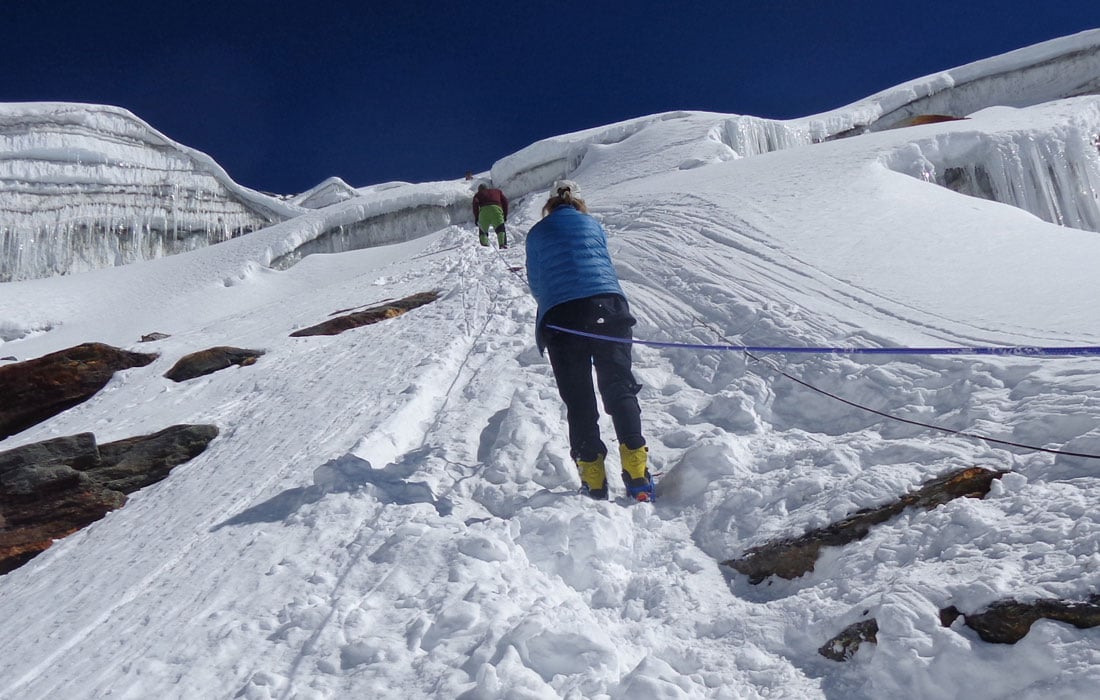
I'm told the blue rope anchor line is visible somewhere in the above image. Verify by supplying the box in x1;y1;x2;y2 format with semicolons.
546;323;1100;460
493;242;1100;457
546;325;1100;357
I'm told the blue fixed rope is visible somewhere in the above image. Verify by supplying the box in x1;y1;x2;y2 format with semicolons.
547;321;1100;459
546;325;1100;357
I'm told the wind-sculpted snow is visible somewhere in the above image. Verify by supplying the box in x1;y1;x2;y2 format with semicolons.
490;111;702;196
884;98;1100;233
287;176;363;209
0;103;301;282
9;33;1100;698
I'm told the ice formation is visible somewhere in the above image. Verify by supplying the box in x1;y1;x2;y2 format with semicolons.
0;103;301;282
2;31;1099;283
267;183;473;270
882;100;1100;233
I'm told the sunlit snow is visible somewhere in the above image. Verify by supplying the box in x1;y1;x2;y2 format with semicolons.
2;28;1100;700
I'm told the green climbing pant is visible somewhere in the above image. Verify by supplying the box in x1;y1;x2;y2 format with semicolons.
478;205;507;247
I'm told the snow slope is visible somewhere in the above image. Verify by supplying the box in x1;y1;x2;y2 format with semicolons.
3;36;1100;700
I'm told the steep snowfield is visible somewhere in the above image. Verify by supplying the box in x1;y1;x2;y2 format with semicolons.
4;48;1100;700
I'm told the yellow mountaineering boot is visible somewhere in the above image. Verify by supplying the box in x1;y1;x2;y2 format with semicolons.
619;445;654;502
577;454;608;500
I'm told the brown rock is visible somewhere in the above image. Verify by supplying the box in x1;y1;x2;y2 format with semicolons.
93;424;220;492
291;291;440;337
0;425;218;574
163;346;264;382
724;467;1005;584
944;596;1100;644
0;343;158;440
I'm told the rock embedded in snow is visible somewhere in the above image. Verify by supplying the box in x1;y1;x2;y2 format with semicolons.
0;425;218;574
941;597;1100;644
0;343;158;440
163;346;265;382
725;467;1006;584
289;291;441;337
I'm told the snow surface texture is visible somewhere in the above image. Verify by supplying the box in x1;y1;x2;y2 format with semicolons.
3;30;1100;700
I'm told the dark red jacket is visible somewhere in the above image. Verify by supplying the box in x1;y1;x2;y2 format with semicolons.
473;188;508;220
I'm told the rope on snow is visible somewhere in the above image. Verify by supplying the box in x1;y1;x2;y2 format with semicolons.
546;325;1100;357
489;236;1100;460
545;323;1100;461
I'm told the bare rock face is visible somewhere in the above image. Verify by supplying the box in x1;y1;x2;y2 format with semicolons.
163;346;265;382
724;467;1005;584
290;291;440;337
0;343;158;440
0;425;218;574
941;597;1100;644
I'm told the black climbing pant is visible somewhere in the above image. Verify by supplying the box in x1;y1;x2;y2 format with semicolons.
543;294;645;462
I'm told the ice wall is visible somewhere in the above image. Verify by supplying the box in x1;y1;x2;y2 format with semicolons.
487;33;1100;202
0;103;301;282
264;180;475;270
269;202;469;270
713;115;818;157
816;30;1100;140
885;99;1100;233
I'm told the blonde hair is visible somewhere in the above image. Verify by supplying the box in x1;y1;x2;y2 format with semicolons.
541;189;588;217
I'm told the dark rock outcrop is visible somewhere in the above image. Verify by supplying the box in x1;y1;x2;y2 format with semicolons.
941;597;1100;644
819;618;879;661
724;467;1005;584
290;291;440;337
0;424;218;574
0;343;158;440
163;346;264;382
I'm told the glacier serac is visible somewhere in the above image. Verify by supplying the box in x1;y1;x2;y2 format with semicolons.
0;103;302;282
3;31;1100;284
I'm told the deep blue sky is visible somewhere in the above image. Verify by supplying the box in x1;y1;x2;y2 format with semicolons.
3;1;1098;194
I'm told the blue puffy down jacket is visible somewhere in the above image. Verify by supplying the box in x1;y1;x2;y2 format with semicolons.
525;205;626;351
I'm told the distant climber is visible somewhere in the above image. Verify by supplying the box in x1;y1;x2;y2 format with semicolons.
524;179;653;502
472;183;508;249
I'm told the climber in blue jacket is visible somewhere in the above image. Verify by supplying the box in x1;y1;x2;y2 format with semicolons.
525;179;654;501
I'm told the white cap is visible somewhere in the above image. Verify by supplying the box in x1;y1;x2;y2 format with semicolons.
551;179;580;198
